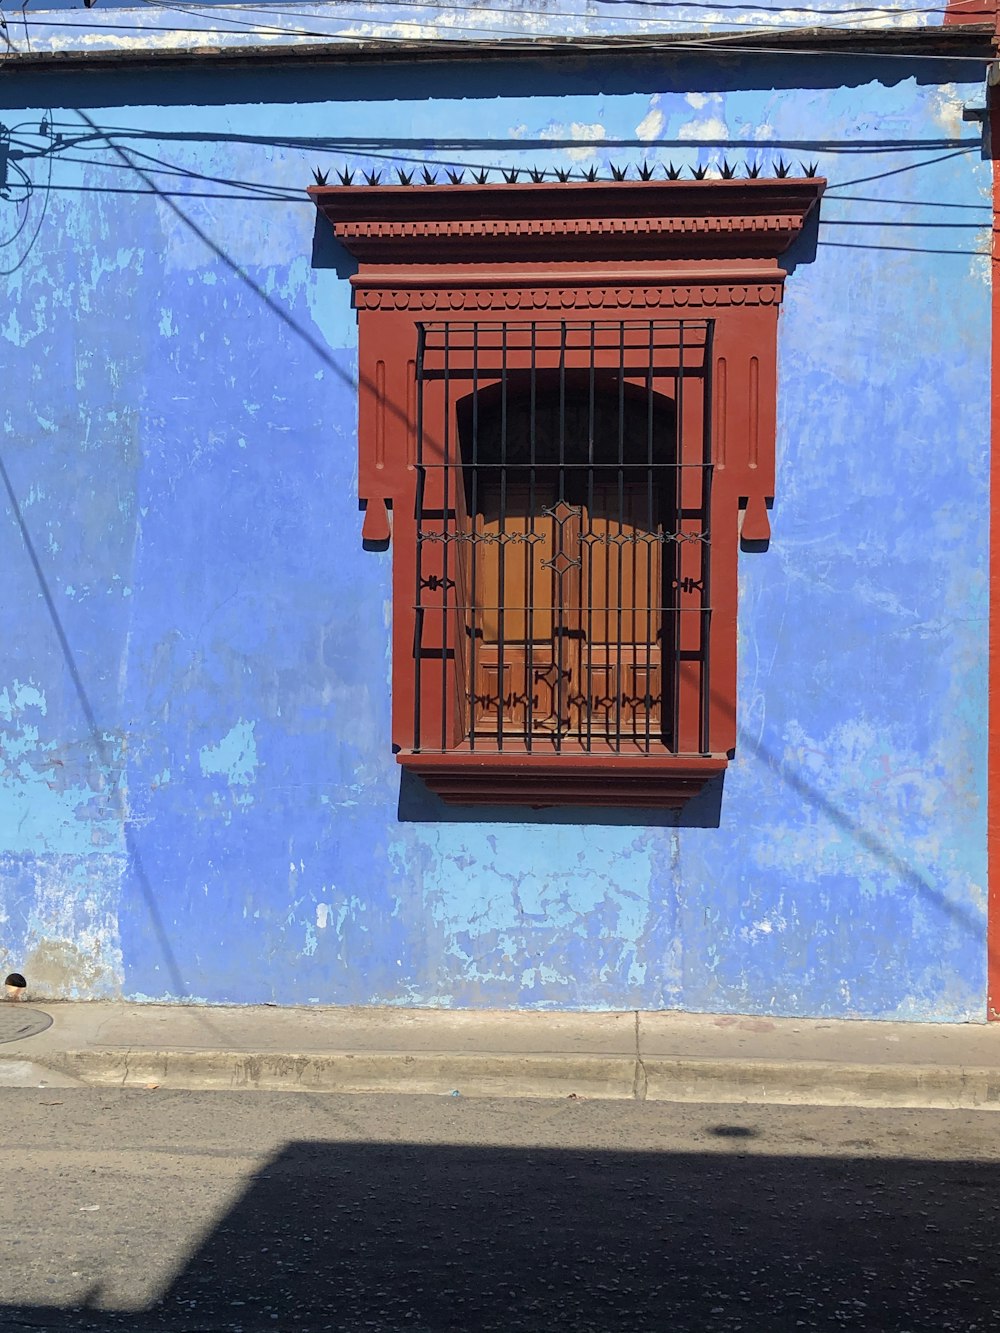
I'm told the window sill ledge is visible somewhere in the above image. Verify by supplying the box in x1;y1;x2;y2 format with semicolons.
398;752;727;809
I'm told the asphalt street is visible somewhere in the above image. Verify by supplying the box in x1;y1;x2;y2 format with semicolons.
2;1089;997;1332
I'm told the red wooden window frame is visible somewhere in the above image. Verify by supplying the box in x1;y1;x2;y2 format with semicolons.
310;178;824;808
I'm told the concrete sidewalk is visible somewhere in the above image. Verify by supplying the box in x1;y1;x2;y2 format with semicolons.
1;1001;999;1108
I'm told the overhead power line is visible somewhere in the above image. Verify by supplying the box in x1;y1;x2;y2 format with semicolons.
9;0;996;58
12;17;997;63
138;0;966;34
135;0;1000;47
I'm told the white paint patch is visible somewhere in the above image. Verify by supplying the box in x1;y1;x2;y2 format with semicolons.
678;116;729;143
971;251;991;288
568;122;605;162
636;109;665;143
740;913;789;944
541;121;606;162
931;83;968;139
17;854;125;998
316;903;330;929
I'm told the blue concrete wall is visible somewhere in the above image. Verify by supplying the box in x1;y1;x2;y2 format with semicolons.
0;52;989;1017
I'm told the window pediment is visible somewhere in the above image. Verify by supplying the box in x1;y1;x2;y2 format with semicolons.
311;177;824;262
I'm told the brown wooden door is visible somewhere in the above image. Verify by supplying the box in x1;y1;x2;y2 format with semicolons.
576;481;663;746
465;479;664;746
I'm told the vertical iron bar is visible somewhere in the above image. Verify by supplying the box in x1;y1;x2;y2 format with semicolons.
700;319;714;756
601;332;611;749
673;320;685;755
413;324;427;752
497;322;508;753
645;319;655;756
527;321;537;752
556;319;567;754
614;321;625;754
470;322;480;752
586;320;596;754
440;323;451;754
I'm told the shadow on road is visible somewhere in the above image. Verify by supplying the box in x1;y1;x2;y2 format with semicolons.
3;1140;996;1331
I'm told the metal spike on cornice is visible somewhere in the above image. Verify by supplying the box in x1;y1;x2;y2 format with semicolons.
337;160;819;186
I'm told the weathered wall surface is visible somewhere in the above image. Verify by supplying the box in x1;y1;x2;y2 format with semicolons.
0;52;989;1016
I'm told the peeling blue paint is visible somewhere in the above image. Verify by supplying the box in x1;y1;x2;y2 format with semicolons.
199;721;259;788
0;46;989;1018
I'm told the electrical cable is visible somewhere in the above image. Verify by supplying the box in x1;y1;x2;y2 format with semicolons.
8;122;983;189
0;0;16;66
27;0;974;16
9;135;308;197
825;190;990;204
0;109;53;277
9;136;982;205
135;0;966;36
16;14;997;62
13;0;998;58
20;121;978;151
2;110;988;265
133;0;1000;49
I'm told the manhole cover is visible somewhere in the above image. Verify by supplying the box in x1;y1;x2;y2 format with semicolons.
0;1007;52;1045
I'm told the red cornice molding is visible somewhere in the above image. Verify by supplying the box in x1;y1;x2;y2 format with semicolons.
309;178;826;263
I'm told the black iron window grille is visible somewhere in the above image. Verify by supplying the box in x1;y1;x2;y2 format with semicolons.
414;318;714;757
